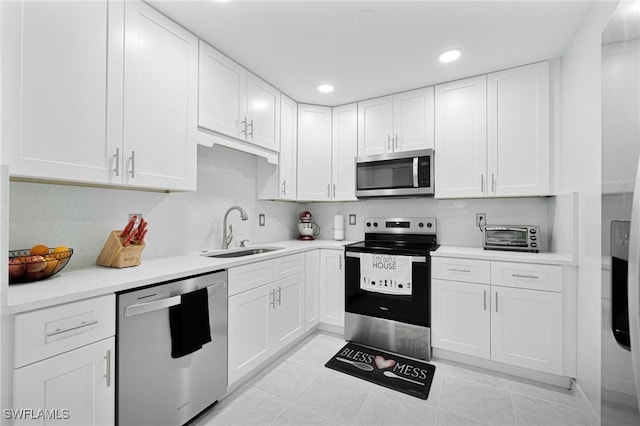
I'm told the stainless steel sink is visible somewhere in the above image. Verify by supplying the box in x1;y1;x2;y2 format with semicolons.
201;246;284;258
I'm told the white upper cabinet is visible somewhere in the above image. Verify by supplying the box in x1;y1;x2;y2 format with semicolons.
256;94;297;200
435;75;488;198
198;41;246;140
123;1;198;191
1;0;123;184
198;41;280;157
332;103;358;201
1;0;198;191
297;104;333;201
358;87;434;156
487;61;550;197
435;62;550;199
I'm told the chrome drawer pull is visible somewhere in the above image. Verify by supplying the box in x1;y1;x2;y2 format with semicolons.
113;148;120;177
105;350;112;387
47;319;99;337
449;268;471;273
483;290;487;311
512;274;539;279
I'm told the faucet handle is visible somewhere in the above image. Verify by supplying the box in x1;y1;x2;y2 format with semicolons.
240;239;250;248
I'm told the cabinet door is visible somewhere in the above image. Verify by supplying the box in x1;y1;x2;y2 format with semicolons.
123;1;198;191
228;284;273;385
435;75;488;198
305;250;321;330
320;250;345;327
491;286;563;374
279;94;298;199
357;96;394;156
246;73;281;151
332;103;358;201
12;337;115;426
487;62;550;196
393;87;435;152
431;279;490;359
297;104;332;201
272;274;305;351
198;41;246;140
1;0;123;184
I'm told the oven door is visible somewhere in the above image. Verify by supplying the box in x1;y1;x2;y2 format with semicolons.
345;250;430;327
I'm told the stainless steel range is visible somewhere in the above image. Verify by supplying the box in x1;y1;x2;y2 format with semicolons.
344;217;438;361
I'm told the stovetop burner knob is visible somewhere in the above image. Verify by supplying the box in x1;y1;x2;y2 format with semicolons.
418;222;424;228
427;222;433;228
373;222;378;227
366;222;371;227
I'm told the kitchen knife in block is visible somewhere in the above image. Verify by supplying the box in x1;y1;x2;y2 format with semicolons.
96;230;146;268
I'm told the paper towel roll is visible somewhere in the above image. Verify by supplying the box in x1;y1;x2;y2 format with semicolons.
333;214;345;230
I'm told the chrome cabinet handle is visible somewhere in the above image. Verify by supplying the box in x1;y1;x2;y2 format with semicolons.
277;286;282;306
113;148;120;177
105;350;112;387
47;320;99;337
512;274;539;279
495;292;499;313
269;289;275;309
339;255;342;270
240;117;247;136
481;175;485;193
327;184;331;198
483;290;487;311
387;135;392;151
129;151;136;178
282;180;286;195
449;268;471;273
395;134;399;150
491;174;496;193
248;120;254;138
333;184;336;198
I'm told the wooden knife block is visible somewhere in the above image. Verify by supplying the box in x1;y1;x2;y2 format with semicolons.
96;230;145;268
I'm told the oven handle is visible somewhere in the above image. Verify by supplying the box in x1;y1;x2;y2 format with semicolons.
124;282;224;317
345;251;426;263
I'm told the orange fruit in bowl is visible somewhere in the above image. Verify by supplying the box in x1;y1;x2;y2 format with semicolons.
52;246;71;259
42;256;59;274
30;244;49;256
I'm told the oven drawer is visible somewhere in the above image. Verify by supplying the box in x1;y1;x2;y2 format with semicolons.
431;257;490;284
491;261;562;292
13;294;115;368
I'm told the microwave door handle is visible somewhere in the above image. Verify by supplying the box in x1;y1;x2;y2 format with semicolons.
413;157;419;187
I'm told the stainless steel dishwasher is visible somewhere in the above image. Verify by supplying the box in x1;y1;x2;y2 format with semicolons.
117;270;228;426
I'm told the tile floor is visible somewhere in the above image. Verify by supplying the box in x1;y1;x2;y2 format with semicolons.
194;332;593;426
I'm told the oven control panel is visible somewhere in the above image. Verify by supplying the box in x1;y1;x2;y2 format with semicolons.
364;217;436;234
361;277;412;296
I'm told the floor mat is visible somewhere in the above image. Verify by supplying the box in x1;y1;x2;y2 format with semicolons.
325;342;436;400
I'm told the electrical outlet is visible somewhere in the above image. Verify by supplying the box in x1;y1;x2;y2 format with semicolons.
476;213;486;228
349;214;357;225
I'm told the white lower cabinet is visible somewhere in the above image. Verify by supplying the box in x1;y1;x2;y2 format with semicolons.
431;257;564;375
12;338;115;426
319;249;345;327
431;279;490;359
228;255;305;385
305;250;321;330
11;295;116;425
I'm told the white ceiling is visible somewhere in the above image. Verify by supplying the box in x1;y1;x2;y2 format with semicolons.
148;0;597;106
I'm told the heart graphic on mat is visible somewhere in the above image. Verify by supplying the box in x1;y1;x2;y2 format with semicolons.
374;355;396;369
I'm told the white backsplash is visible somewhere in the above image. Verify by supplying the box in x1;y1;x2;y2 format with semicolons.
304;196;554;250
9;145;299;268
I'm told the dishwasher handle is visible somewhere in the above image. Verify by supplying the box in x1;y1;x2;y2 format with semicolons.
124;281;224;318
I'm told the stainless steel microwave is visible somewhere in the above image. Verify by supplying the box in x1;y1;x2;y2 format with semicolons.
483;225;540;252
355;149;434;198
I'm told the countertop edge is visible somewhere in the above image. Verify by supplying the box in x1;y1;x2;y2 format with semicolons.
432;246;577;266
4;240;349;314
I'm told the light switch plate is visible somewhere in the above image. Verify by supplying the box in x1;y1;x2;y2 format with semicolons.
349;214;356;225
259;214;265;226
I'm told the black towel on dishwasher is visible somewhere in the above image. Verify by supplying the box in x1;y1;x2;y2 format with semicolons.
169;287;212;358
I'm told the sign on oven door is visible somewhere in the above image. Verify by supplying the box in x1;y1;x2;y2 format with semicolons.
358;253;415;296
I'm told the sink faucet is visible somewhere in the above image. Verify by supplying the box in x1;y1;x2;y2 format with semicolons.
223;206;248;249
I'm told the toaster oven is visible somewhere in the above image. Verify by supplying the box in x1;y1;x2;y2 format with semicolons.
483;225;540;252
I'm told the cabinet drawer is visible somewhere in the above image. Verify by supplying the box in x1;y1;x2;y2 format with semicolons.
273;253;305;281
491;261;562;292
228;259;274;296
431;257;490;284
13;295;115;368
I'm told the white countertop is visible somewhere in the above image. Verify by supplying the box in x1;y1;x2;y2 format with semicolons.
5;240;350;314
432;246;576;266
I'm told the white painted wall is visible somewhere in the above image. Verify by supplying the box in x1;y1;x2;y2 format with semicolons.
561;0;618;420
8;145;299;268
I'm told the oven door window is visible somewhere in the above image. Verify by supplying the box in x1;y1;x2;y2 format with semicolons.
356;158;415;190
345;253;430;327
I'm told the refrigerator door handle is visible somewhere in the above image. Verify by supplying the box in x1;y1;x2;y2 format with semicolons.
627;153;640;409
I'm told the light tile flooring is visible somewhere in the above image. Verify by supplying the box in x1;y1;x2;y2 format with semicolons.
194;332;592;426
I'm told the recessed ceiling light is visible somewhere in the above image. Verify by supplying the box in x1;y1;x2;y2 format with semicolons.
318;84;334;93
439;49;462;63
